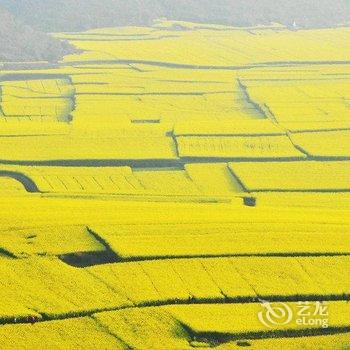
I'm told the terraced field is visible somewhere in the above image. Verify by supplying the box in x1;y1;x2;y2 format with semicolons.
1;20;350;349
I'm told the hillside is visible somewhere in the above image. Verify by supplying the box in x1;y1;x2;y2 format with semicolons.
0;6;75;62
1;0;350;32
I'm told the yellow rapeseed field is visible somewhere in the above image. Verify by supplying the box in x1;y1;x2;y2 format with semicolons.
0;19;350;349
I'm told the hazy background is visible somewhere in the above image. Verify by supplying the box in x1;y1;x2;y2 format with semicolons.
1;0;350;61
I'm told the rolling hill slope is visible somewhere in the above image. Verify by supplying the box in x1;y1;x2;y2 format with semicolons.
0;6;75;62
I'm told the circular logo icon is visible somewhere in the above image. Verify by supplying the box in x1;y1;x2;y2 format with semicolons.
258;300;293;328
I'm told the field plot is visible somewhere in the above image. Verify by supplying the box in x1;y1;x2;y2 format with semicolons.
72;78;262;125
162;301;350;334
85;255;350;304
230;161;350;191
185;163;243;194
174;119;284;137
133;170;201;195
0;166;144;194
177;135;304;159
243;78;350;124
70;67;235;95
60;22;350;65
282;120;350;133
0;135;177;162
0;226;104;257
0;120;71;137
291;130;350;158
0;78;75;122
252;192;350;209
1;79;74;98
89;222;350;259
0;165;243;199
